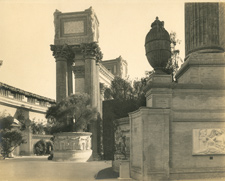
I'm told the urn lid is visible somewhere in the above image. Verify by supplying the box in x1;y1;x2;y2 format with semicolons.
145;17;170;45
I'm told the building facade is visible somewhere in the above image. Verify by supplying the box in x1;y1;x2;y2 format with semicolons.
0;82;55;155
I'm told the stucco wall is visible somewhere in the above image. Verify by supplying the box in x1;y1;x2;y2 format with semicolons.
0;104;48;124
169;89;225;179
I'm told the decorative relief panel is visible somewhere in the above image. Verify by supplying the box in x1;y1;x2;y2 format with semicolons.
193;129;225;155
54;134;91;151
64;21;84;34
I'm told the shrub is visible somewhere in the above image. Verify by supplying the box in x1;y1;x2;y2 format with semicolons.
34;139;46;155
34;140;53;155
0;115;26;158
46;93;98;133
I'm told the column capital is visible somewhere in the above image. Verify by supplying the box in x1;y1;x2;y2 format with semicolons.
80;42;103;62
50;44;75;60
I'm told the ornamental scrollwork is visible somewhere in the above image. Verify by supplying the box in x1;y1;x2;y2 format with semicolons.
80;42;103;62
50;44;75;60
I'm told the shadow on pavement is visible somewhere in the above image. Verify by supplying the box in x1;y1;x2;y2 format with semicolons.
95;167;119;180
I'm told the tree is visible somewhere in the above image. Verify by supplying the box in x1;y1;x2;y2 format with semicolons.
166;31;183;80
46;93;98;133
106;76;133;100
0;115;26;158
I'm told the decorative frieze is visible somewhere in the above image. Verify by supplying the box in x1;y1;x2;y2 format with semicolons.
53;133;92;151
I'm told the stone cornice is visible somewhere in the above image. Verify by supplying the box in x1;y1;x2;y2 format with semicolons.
114;117;129;126
50;44;75;60
176;52;225;79
99;63;114;81
0;82;55;103
144;81;225;92
0;96;49;114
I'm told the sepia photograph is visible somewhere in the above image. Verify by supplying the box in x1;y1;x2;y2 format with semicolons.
0;0;225;180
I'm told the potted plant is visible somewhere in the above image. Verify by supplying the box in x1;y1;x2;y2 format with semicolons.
46;93;97;162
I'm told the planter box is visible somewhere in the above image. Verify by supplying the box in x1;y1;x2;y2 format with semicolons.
53;132;92;162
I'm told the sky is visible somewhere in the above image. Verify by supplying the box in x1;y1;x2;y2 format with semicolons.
0;0;222;99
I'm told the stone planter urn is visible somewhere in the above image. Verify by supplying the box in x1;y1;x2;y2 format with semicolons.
53;132;92;162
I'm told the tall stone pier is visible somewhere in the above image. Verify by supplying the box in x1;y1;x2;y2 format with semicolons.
129;3;225;181
50;7;102;160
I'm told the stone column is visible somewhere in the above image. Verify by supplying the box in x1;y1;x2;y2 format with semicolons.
96;62;101;116
84;57;97;107
67;60;73;96
81;42;103;160
185;3;224;56
100;83;105;117
51;45;74;102
56;58;67;102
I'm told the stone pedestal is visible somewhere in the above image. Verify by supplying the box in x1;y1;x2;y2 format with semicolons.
113;117;130;172
129;72;172;181
146;73;172;108
129;107;170;181
53;132;92;162
118;161;131;180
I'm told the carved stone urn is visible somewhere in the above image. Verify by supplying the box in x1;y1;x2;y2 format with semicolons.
53;132;92;162
145;17;171;73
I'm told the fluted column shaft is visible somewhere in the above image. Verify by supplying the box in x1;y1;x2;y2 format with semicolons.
96;62;101;116
67;60;73;96
185;3;224;56
56;57;68;102
81;42;103;160
85;57;97;107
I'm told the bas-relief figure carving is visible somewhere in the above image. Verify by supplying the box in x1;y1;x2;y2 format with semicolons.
114;126;130;160
193;129;225;155
54;136;91;151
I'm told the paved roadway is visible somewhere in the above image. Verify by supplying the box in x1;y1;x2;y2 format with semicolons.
0;156;119;181
1;156;225;181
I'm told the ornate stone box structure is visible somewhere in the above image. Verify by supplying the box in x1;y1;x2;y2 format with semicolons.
54;7;99;45
53;132;92;162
